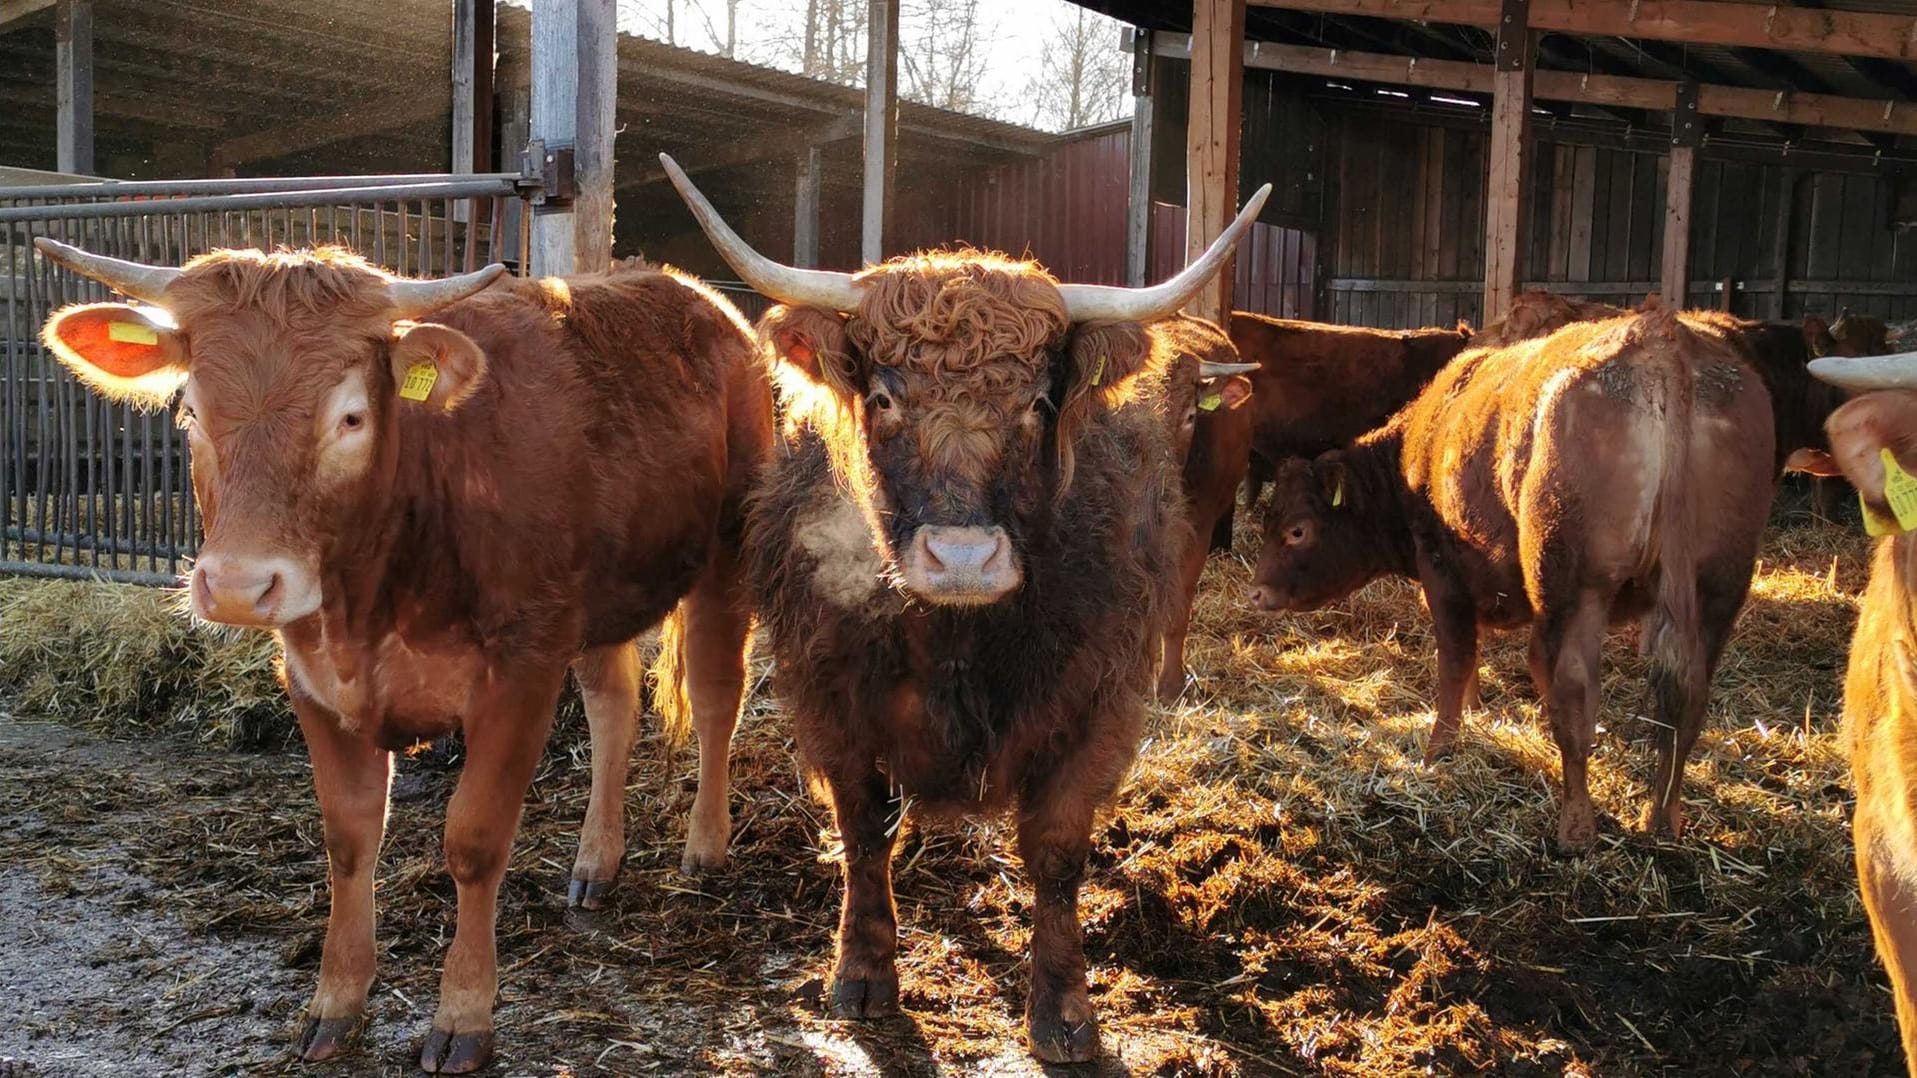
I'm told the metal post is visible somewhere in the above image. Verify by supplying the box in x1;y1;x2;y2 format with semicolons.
56;0;93;176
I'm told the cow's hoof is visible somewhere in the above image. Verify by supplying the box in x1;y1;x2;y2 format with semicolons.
679;849;727;877
418;1027;494;1074
1555;802;1598;856
1027;1006;1102;1064
567;876;614;910
1642;801;1687;841
1154;674;1188;706
1421;739;1456;766
828;975;899;1019
296;1014;364;1062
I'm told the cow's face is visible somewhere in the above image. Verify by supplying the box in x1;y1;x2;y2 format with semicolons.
1249;453;1374;612
762;255;1156;607
1165;354;1252;465
42;249;489;628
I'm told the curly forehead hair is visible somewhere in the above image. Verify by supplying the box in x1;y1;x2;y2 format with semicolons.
846;249;1068;392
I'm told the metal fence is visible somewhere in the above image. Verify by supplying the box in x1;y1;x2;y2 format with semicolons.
2;173;535;586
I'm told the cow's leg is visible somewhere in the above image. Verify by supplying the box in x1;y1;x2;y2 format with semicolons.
1536;592;1608;854
1157;514;1213;703
418;665;564;1075
568;641;641;908
1644;565;1746;838
1016;762;1107;1064
1423;583;1479;763
294;701;392;1063
678;545;751;874
1856;815;1917;1068
824;764;901;1019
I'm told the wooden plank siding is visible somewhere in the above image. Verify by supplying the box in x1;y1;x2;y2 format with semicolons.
1322;106;1917;328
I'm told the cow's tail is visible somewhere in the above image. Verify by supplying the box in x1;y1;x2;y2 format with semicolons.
648;605;694;749
1639;310;1704;754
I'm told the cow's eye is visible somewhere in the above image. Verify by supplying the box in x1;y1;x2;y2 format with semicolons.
339;412;365;433
1030;391;1052;415
1286;524;1311;545
866;389;894;413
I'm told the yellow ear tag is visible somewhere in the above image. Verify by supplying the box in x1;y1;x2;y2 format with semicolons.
1198;392;1224;412
107;321;158;345
1331;475;1345;508
1874;447;1917;534
398;359;438;402
1090;354;1107;387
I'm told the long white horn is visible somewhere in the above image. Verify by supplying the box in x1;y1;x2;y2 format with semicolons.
660;153;863;313
1199;361;1260;378
34;237;181;303
386;264;508;321
1809;352;1917;392
1056;184;1272;324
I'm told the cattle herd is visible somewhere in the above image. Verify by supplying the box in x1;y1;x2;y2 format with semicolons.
24;151;1917;1072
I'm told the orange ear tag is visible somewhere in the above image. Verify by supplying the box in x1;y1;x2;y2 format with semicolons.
398;359;438;402
107;321;159;346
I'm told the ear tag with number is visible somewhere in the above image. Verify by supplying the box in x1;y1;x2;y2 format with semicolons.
1090;354;1107;387
1331;475;1345;508
399;359;438;402
1198;392;1224;412
1870;447;1917;535
107;321;159;346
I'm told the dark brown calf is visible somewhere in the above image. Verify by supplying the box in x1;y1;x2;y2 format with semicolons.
1155;316;1254;702
38;241;772;1071
1252;308;1774;852
663;155;1267;1063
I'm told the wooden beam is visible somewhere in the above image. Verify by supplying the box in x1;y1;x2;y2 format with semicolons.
1482;0;1533;324
794;144;822;269
573;0;615;273
55;0;91;175
1251;0;1917;62
211;95;446;171
1771;169;1796;320
861;0;899;264
1186;0;1247;324
451;0;496;174
530;0;615;276
1661;146;1697;307
0;0;56;28
1145;34;1917;139
1126;29;1154;287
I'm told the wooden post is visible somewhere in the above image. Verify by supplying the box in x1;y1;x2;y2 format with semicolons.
1126;29;1155;287
1482;0;1533;324
861;0;899;264
794;144;822;269
1771;169;1796;320
55;0;92;176
496;43;530;265
452;0;496;174
530;0;615;276
1661;79;1701;310
1186;0;1246;323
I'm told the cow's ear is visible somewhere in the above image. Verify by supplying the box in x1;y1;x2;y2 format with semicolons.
1316;453;1350;509
390;322;486;411
42;303;186;408
1825;390;1917;514
1055;320;1155;452
760;304;860;398
1784;448;1843;477
1803;316;1834;358
1202;374;1253;411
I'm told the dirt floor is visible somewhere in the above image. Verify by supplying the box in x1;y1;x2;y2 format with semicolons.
0;499;1906;1076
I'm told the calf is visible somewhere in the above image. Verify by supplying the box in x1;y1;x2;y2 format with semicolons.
1155;316;1255;701
37;240;772;1072
1800;349;1917;1072
663;155;1266;1062
1251;307;1773;851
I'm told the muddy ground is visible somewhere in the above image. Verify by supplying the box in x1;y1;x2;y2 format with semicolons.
0;514;1907;1076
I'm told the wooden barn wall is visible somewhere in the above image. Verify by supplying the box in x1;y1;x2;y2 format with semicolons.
1149;202;1317;320
1322;107;1917;329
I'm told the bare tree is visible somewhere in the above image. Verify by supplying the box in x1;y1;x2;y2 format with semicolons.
897;0;998;116
1026;8;1127;131
755;0;865;85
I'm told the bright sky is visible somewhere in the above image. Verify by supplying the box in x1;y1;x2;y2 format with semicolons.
610;0;1130;130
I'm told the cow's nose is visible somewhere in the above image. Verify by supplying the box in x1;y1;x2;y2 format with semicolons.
194;554;288;626
1246;584;1283;611
906;525;1020;604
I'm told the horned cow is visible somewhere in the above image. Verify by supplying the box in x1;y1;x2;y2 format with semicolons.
663;154;1268;1063
36;240;772;1072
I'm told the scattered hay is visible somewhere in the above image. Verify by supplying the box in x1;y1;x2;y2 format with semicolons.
0;510;1897;1074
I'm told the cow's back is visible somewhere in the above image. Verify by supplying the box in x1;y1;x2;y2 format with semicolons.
1230;313;1470;459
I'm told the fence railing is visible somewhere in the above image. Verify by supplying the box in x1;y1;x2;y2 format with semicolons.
2;173;536;586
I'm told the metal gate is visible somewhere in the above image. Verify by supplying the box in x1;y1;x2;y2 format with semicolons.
2;172;538;585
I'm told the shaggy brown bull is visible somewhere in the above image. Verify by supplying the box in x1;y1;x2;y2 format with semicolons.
1155;316;1255;701
37;241;772;1072
1251;307;1773;852
663;154;1267;1063
1802;349;1917;1072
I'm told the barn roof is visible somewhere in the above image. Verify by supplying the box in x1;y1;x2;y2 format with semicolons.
0;0;1049;182
1073;0;1917;162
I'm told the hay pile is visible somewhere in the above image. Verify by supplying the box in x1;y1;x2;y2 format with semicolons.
0;509;1896;1075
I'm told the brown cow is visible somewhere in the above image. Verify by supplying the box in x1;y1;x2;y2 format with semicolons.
663;154;1267;1063
1799;350;1917;1072
1155;316;1256;702
1250;307;1774;852
36;240;772;1072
